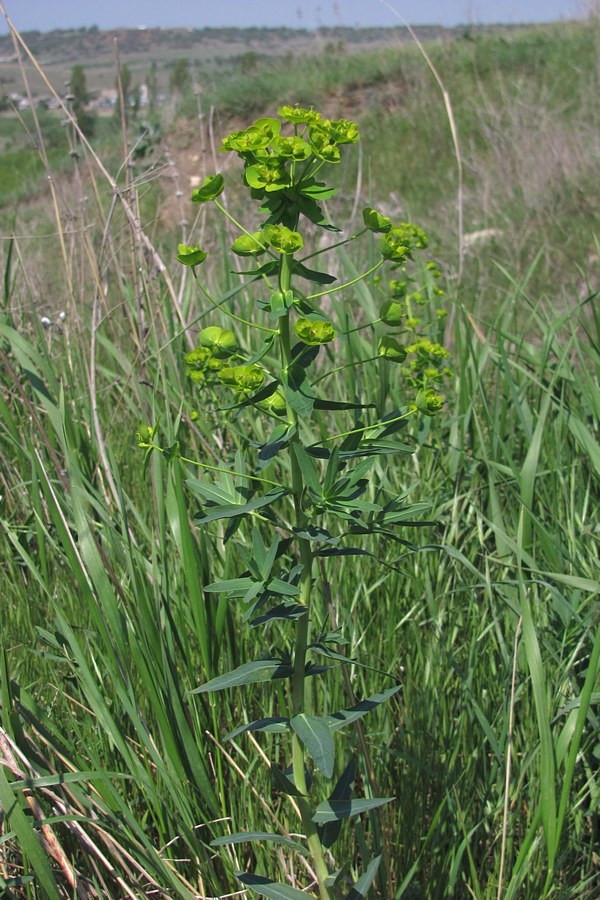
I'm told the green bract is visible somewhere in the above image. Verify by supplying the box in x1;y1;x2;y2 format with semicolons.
378;336;408;362
218;364;265;392
245;159;289;191
380;300;405;326
257;388;287;417
262;224;303;254
293;318;337;346
184;346;222;383
270;135;312;160
176;243;207;268
414;387;444;415
389;279;408;298
231;232;267;257
135;423;156;448
363;207;393;234
191;173;225;204
406;338;451;359
198;326;238;358
277;104;322;125
329;117;360;144
220;119;281;157
380;223;429;261
308;124;341;163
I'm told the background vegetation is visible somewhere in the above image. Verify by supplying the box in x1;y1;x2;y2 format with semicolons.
0;14;598;899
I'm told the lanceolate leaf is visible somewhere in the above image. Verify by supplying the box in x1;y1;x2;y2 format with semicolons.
236;873;310;899
313;398;376;411
346;855;383;899
194;487;288;524
292;260;337;284
225;717;290;741
325;863;352;888
258;423;294;468
191;659;293;694
290;713;335;778
312;797;394;824
270;764;305;797
211;832;308;856
283;364;315;418
204;577;258;595
250;603;307;627
319;757;356;848
323;685;402;732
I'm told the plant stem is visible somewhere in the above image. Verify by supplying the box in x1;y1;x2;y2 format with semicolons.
304;259;384;300
195;278;278;335
279;252;332;900
147;443;284;488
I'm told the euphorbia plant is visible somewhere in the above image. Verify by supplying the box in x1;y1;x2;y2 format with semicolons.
141;105;447;899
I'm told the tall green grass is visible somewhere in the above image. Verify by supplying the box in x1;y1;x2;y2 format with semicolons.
0;17;598;900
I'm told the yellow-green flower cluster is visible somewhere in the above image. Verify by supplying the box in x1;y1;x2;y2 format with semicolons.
184;326;238;385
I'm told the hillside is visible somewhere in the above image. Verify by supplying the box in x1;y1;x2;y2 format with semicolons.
0;20;535;96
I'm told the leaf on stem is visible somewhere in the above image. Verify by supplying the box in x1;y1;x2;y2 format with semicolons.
282;364;315;418
236;873;310;899
211;832;308;856
270;764;306;797
312;796;394;825
290;713;335;779
323;685;403;733
319;757;356;847
345;855;383;899
193;487;288;524
191;659;293;694
225;717;290;741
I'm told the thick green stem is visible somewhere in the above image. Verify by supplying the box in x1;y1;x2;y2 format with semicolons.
279;252;332;900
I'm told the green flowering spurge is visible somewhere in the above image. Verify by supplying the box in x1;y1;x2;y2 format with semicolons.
140;105;449;899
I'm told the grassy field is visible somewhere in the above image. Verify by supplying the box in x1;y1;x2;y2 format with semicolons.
0;16;598;900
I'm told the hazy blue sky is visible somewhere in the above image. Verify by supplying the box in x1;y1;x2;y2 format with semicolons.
0;1;584;34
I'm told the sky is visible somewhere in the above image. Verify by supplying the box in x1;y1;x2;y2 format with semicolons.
0;1;585;35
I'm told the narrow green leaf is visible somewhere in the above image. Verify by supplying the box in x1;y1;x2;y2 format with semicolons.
319;757;356;848
313;398;376;411
194;488;288;523
325;863;352;888
258;424;294;468
568;414;600;478
236;873;309;899
323;685;402;732
271;764;305;797
268;577;301;597
10;771;131;791
225;717;290;741
250;604;307;627
283;364;315;418
520;581;557;861
290;713;335;778
346;855;382;899
211;832;308;855
191;659;293;694
186;478;238;505
292;444;322;495
204;577;257;594
293;525;338;544
312;796;393;824
0;765;60;899
292;260;337;284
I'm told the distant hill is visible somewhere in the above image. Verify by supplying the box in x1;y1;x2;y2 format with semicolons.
0;21;532;65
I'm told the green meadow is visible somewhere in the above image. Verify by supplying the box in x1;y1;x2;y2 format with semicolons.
0;17;598;899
